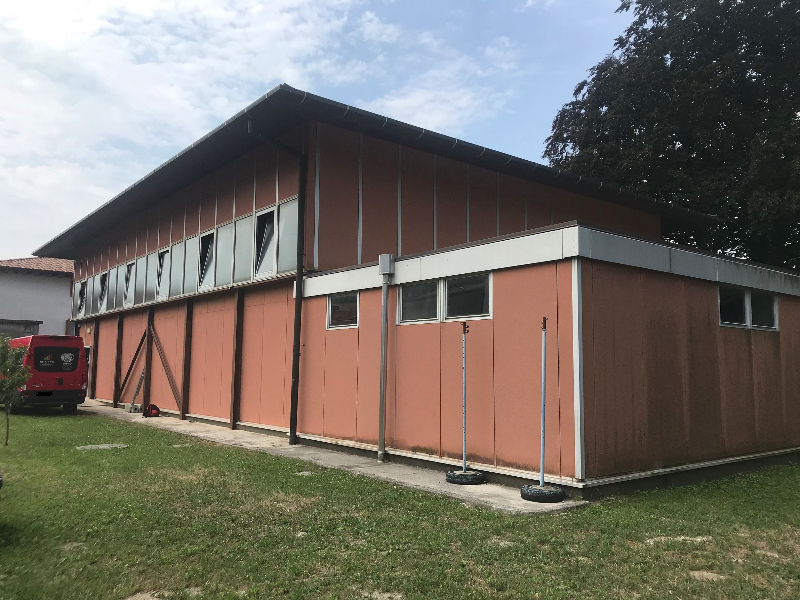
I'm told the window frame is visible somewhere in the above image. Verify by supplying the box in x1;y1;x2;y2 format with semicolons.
718;285;778;331
198;230;216;290
327;291;360;330
253;205;279;282
396;273;493;325
397;279;441;324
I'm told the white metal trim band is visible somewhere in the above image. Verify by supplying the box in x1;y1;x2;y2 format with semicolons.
302;225;800;298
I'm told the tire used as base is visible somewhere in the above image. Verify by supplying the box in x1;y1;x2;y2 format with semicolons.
520;484;565;503
446;470;486;485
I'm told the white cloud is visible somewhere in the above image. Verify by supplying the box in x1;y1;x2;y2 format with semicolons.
484;36;517;71
0;0;364;258
361;55;511;135
0;0;516;259
517;0;560;11
359;10;400;43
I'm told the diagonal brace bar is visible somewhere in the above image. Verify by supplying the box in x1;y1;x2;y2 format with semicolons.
149;323;183;412
119;330;146;396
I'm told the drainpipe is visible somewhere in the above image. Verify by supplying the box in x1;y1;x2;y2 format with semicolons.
377;253;395;461
247;119;307;445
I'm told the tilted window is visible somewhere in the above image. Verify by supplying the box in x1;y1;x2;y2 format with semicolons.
400;281;438;322
198;232;215;289
446;274;490;319
254;210;275;277
328;292;358;329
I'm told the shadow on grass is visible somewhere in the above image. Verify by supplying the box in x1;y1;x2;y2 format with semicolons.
11;406;76;418
0;521;24;549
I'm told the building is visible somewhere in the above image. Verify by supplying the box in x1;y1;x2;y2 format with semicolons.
35;85;800;492
0;257;74;337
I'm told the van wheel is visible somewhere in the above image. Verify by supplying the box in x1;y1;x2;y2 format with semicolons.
63;404;78;415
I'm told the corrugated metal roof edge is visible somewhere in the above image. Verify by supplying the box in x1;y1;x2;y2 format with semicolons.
35;83;720;259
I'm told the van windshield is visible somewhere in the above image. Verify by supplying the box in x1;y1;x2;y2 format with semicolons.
33;347;80;373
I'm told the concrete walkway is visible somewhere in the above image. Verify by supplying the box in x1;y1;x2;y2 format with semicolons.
81;400;587;515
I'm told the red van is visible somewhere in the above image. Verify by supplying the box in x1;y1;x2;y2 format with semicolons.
9;335;88;413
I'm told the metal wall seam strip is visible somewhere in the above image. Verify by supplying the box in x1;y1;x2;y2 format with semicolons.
358;133;363;264
572;256;586;480
433;155;437;250
397;146;402;256
314;122;321;270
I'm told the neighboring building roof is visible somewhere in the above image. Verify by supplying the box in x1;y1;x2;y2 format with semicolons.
0;257;74;276
34;84;720;259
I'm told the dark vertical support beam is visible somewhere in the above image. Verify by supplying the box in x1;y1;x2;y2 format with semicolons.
89;318;100;398
229;290;245;429
142;307;154;410
180;299;194;420
246;119;307;445
288;145;308;445
112;314;124;407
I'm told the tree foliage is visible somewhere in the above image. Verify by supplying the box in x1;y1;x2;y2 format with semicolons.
1;336;30;445
545;0;800;267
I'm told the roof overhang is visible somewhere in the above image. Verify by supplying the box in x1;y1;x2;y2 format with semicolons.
35;84;720;259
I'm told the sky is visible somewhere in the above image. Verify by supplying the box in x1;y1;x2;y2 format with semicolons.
0;0;633;259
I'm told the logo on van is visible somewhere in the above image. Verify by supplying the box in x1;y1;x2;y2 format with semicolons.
61;353;74;364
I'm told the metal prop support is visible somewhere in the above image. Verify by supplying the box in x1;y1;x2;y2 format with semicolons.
539;316;547;487
461;321;469;472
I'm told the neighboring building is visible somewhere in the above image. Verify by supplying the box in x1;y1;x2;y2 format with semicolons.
0;257;74;337
35;85;800;492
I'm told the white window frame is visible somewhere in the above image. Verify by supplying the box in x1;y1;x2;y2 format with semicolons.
327;291;359;330
396;272;493;325
718;285;778;331
397;279;441;324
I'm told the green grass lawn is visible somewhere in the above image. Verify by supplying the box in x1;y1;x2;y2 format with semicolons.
1;411;799;600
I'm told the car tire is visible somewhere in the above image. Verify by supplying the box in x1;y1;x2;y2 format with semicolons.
520;484;565;503
446;469;486;485
63;403;78;415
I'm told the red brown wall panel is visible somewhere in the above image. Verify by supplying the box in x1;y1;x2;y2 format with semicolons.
187;294;235;420
469;166;497;242
493;264;569;475
255;145;277;210
149;304;186;412
157;203;172;248
435;156;468;250
323;327;359;440
216;162;235;225
498;174;526;236
440;319;494;464
184;183;201;238
199;175;216;233
94;316;118;400
239;285;291;427
298;296;326;435
169;192;185;245
779;297;800;447
527;183;553;229
361;136;399;262
393;322;441;455
355;289;382;443
582;260;800;479
119;310;148;405
145;207;159;253
400;147;434;256
234;151;255;219
278;126;303;201
317;124;359;271
304;125;317;270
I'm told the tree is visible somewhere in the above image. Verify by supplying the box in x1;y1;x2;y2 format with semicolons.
544;0;800;267
0;336;30;445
